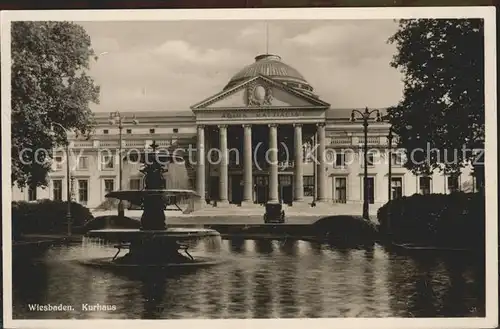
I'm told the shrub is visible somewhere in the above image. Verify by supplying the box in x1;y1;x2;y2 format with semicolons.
312;215;378;245
377;192;485;248
12;199;93;239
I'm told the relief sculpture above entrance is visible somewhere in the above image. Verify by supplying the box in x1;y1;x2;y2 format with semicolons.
246;82;273;106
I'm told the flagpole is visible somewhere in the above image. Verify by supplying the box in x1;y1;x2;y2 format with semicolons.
266;22;269;54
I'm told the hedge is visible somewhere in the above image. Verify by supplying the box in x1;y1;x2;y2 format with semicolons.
312;215;378;246
377;192;485;248
12;199;93;239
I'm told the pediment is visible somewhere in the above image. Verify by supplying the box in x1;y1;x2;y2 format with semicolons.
191;75;330;110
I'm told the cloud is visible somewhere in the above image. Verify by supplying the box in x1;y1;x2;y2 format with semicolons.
82;20;403;113
239;26;261;38
90;36;121;54
284;20;398;65
154;40;238;65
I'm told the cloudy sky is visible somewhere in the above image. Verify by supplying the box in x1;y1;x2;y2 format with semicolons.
79;19;403;113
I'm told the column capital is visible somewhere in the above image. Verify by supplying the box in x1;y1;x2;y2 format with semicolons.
293;123;303;128
268;123;278;128
316;122;326;128
242;124;252;128
197;124;205;129
218;124;228;129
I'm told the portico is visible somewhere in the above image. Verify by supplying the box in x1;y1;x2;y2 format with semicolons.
194;122;329;206
191;54;330;206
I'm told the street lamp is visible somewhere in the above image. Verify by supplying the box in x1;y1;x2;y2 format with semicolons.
108;111;139;217
387;126;394;202
350;107;381;219
50;122;72;237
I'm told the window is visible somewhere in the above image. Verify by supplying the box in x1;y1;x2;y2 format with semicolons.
102;154;114;170
173;128;179;133
149;128;155;134
104;179;115;194
303;175;314;196
447;175;460;193
103;129;109;134
28;186;37;201
363;152;374;167
334;177;347;203
279;175;292;186
53;180;63;201
78;180;88;204
335;152;346;167
126;129;132;134
303;144;313;163
419;177;432;195
391;177;403;199
54;156;63;171
77;156;89;170
391;153;403;166
130;178;141;190
363;177;375;204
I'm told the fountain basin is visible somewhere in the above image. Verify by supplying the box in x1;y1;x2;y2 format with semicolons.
86;228;220;242
83;228;223;270
79;256;226;276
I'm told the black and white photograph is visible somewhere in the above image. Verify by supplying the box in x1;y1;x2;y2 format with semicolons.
1;7;497;329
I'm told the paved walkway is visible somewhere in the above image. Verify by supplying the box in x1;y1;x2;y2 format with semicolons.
91;203;380;225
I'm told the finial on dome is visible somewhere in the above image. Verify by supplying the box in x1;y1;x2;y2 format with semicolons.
255;54;281;62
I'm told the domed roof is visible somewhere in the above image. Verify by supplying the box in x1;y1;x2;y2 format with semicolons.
223;54;314;93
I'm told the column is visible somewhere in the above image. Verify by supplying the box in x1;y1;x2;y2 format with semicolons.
317;122;327;202
268;123;279;203
294;124;304;202
196;125;205;201
242;124;254;204
218;125;229;205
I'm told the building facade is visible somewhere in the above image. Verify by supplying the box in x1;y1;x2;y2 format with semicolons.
12;54;476;209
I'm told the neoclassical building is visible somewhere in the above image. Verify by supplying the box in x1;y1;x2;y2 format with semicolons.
12;53;477;209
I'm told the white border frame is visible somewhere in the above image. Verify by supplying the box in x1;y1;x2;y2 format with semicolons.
1;7;498;329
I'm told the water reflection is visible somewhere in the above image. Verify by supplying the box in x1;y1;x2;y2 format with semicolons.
12;239;485;319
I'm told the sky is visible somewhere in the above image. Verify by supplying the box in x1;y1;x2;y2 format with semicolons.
78;19;403;113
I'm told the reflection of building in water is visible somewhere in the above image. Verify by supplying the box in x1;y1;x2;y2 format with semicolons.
228;238;246;254
13;54;478;209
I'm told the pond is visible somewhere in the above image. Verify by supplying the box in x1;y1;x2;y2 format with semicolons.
12;238;485;319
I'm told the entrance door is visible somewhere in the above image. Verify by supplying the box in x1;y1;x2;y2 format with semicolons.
231;175;243;205
279;175;293;205
282;186;293;205
209;176;219;202
255;175;269;204
334;177;347;203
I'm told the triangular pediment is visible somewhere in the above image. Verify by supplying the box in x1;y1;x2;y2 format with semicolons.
191;75;330;110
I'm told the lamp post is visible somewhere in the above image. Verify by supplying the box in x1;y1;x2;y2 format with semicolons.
387;126;394;202
51;122;72;236
350;107;381;219
109;111;139;217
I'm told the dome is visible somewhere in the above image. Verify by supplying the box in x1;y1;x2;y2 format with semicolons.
223;54;314;94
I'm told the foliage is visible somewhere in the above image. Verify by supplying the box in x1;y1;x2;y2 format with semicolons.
11;21;100;189
11;199;93;239
377;192;485;248
312;215;378;246
387;19;484;174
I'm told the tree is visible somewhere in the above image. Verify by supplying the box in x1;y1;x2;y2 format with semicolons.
387;19;484;175
11;21;100;189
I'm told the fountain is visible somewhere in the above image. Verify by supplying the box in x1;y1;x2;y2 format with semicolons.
82;141;222;270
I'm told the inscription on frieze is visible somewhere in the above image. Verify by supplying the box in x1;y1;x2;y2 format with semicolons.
221;110;302;119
